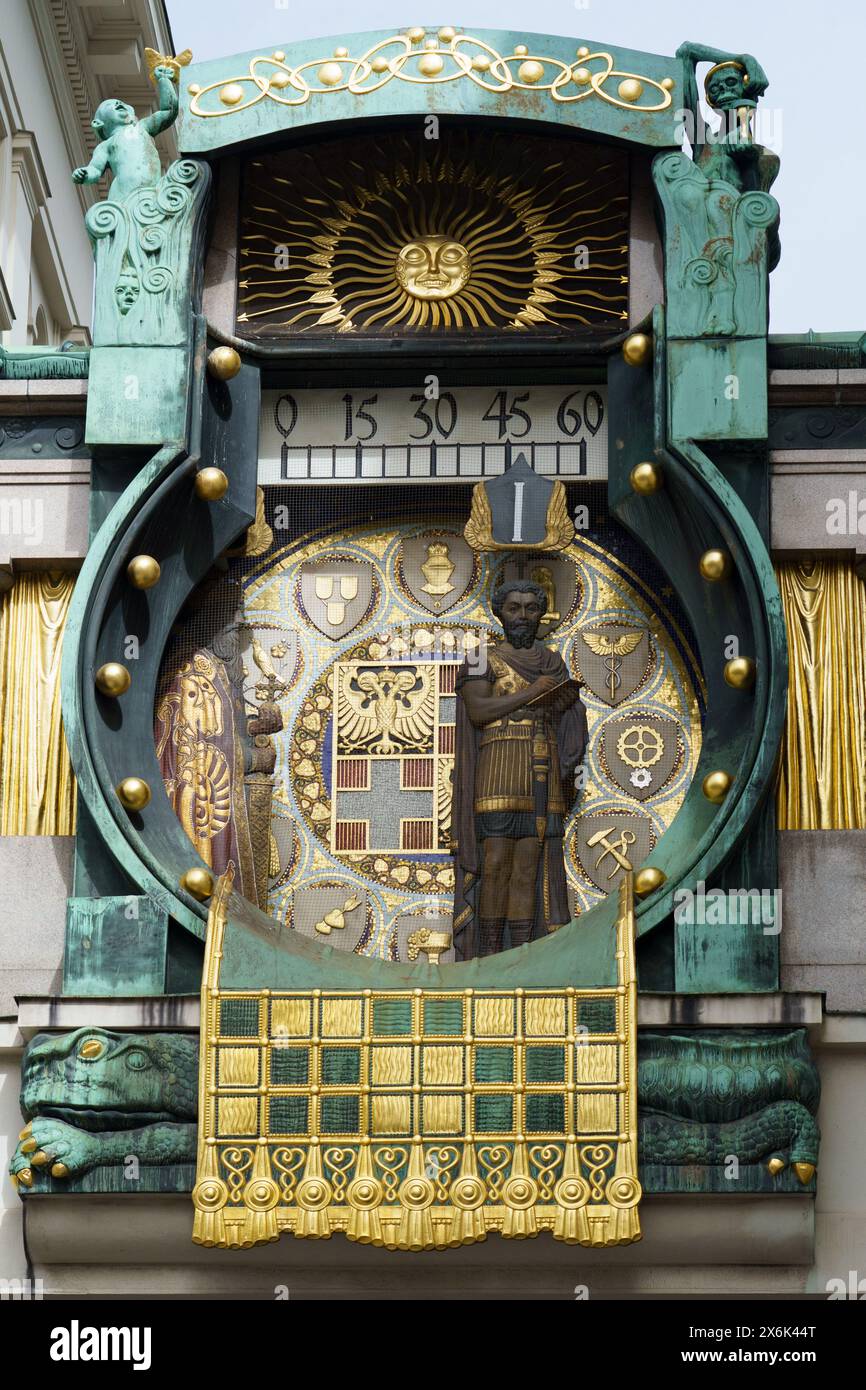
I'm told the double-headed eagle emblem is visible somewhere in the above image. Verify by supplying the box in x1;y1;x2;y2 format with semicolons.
338;666;435;755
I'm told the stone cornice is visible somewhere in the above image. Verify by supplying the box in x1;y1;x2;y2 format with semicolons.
11;131;51;217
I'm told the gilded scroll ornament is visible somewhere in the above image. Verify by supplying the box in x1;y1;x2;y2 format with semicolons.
192;868;642;1250
0;572;76;835
189;33;675;117
776;557;866;828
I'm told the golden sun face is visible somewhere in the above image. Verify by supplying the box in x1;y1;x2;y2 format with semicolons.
395;238;472;301
237;128;629;335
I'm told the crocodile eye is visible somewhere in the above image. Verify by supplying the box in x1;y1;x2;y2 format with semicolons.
79;1038;104;1060
126;1050;149;1071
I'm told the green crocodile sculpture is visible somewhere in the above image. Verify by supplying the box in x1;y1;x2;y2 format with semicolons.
9;1026;820;1190
10;1028;197;1188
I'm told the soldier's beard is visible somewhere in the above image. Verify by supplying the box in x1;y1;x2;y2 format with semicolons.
502;619;539;650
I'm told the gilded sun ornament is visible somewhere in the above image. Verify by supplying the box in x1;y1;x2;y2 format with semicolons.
236;128;629;334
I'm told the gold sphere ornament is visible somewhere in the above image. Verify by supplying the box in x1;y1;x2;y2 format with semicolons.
702;770;733;803
661;76;675;90
181;866;215;901
406;27;425;43
573;66;592;85
418;53;444;77
472;55;490;71
95;662;131;697
126;554;161;589
219;83;244;106
576;45;590;59
116;777;151;812
272;51;285;62
188;83;201;95
618;78;643;103
206;345;241;380
518;60;545;84
724;656;756;690
629;461;662;494
699;548;730;582
622;331;653;366
269;71;290;90
514;44;528;57
438;26;456;41
371;56;389;73
317;62;343;87
334;47;349;58
634;866;667;897
194;467;229;501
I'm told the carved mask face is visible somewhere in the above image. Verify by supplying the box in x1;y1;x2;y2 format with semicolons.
395;237;471;300
706;68;748;111
114;271;140;314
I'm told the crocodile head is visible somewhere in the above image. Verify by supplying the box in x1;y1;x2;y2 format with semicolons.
21;1028;198;1132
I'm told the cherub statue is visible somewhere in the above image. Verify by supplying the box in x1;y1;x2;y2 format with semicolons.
72;52;189;200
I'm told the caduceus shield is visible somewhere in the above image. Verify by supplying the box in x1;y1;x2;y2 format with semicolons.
574;624;652;705
299;560;374;639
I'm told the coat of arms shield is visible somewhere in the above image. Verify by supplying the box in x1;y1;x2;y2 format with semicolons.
299;560;374;639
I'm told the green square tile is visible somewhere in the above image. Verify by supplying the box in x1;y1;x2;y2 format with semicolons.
474;1093;514;1133
525;1045;565;1083
577;999;616;1034
219;998;259;1038
269;1046;309;1086
320;1094;359;1133
474;1046;513;1083
423;997;464;1035
269;1095;308;1134
373;997;412;1035
321;1047;360;1085
525;1094;565;1133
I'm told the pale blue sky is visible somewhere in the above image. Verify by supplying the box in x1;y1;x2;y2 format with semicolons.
166;0;864;335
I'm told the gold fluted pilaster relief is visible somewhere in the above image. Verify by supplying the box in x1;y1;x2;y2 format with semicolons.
0;572;76;835
776;557;866;829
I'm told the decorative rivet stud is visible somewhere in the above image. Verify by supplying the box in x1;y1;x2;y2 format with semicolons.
272;51;285;62
116;777;151;811
438;26;456;41
514;44;528;57
702;770;732;803
207;346;241;380
181;867;215;901
573;66;592;85
618;78;643;102
699;548;730;581
661;76;675;90
188;83;201;95
724;657;756;690
576;45;590;58
634;866;666;897
418;53;444;76
629;461;662;494
333;47;349;58
472;55;490;71
519;60;544;84
219;83;244;106
95;662;131;697
371;56;389;73
406;27;425;43
127;554;161;589
317;62;343;86
622;332;652;366
270;72;290;90
194;467;228;501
